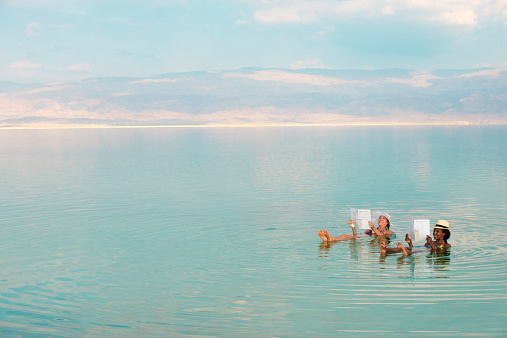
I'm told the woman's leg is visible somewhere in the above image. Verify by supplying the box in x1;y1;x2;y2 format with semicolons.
320;229;356;241
318;229;328;241
397;242;412;256
379;241;410;254
379;241;387;254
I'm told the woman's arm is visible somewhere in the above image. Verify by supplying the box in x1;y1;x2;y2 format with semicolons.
348;220;357;236
425;235;437;250
368;221;382;236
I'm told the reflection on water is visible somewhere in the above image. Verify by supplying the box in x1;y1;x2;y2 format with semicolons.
319;235;452;277
428;250;452;270
393;249;451;277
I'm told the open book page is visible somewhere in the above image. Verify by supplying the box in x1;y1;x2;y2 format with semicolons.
350;208;372;229
410;219;431;241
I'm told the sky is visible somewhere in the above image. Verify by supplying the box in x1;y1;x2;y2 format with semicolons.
1;0;507;83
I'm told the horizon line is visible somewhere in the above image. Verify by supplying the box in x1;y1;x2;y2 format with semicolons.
2;121;507;130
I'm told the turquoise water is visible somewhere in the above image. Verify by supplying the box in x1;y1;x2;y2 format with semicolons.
0;126;506;336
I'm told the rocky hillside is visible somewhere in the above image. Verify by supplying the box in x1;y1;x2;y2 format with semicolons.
1;67;506;127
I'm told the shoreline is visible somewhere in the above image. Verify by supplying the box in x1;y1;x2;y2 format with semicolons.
1;121;506;130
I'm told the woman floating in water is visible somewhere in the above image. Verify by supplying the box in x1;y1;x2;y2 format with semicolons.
318;212;394;242
379;220;451;256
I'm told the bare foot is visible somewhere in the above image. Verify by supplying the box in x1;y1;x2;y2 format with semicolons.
323;230;332;241
397;242;409;256
318;229;328;242
405;234;413;248
379;241;387;254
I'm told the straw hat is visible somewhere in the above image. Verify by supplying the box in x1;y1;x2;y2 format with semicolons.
434;220;450;230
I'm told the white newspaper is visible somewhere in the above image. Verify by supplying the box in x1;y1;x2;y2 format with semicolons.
350;208;371;229
409;219;431;241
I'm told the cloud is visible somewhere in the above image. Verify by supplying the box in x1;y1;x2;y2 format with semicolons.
4;0;56;6
67;64;94;71
128;78;178;84
458;67;507;78
247;0;504;27
254;8;307;23
223;70;364;86
252;1;354;24
17;85;68;95
25;22;40;37
289;58;329;69
9;60;42;69
381;6;395;15
235;19;252;25
382;70;440;88
431;10;477;26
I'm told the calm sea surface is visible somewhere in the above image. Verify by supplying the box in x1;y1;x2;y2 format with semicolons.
0;126;506;336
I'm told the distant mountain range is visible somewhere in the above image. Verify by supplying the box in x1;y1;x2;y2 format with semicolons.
1;67;506;127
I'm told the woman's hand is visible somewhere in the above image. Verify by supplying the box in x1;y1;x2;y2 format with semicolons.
405;234;413;248
425;235;436;250
349;219;357;236
367;220;381;236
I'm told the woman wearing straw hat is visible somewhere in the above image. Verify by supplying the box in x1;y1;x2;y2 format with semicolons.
318;211;394;242
424;220;451;250
379;220;451;255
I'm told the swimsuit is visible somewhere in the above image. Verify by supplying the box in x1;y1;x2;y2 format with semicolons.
365;229;385;235
426;242;446;249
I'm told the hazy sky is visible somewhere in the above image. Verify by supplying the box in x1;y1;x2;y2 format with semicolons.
2;0;507;83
